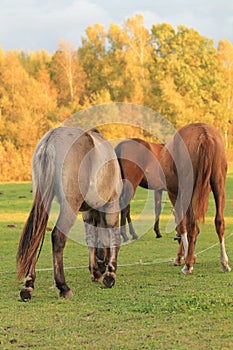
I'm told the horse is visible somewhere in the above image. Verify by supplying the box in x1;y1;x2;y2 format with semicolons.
17;126;122;301
159;122;231;274
115;138;166;242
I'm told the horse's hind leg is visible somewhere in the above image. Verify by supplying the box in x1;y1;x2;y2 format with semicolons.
52;204;79;297
211;175;231;272
20;260;36;302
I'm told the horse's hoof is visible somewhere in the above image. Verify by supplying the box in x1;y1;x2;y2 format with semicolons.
181;265;193;274
122;236;129;243
92;270;103;283
103;273;115;288
174;235;181;241
91;275;103;283
20;287;33;302
60;289;73;298
132;234;139;240
173;258;182;266
222;264;231;272
156;233;162;238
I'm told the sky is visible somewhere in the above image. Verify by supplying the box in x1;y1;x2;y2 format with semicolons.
0;0;232;53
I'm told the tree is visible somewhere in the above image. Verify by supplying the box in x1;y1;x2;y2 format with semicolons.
150;24;226;130
108;14;154;104
218;39;233;148
51;40;86;108
0;51;58;180
78;24;107;102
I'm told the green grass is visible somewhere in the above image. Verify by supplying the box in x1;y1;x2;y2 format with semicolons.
1;177;233;349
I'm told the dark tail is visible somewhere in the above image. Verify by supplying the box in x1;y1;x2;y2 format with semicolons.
192;133;214;221
17;141;55;279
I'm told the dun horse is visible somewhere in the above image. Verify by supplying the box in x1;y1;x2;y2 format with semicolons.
17;127;122;301
115;139;165;242
160;122;231;274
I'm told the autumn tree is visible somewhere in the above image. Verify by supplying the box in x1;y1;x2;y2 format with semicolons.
1;17;233;181
218;39;233;148
0;50;58;181
108;14;154;104
150;24;227;130
50;40;86;108
78;24;108;104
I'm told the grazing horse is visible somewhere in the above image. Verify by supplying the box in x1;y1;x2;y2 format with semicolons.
115;139;165;242
17;126;122;301
159;122;231;274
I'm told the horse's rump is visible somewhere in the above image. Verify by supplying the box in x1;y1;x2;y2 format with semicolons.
164;123;226;222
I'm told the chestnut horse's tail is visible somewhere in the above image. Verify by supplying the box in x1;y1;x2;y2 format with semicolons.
192;133;214;221
17;141;55;279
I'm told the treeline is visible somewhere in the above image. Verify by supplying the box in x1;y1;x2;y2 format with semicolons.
0;14;233;181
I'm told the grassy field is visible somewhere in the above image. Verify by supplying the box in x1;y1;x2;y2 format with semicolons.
0;176;233;349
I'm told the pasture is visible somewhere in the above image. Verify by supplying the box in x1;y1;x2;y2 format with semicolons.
1;177;233;349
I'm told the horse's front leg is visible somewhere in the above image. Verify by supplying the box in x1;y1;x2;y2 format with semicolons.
119;180;135;242
20;261;36;302
126;204;138;240
181;215;199;274
83;211;104;282
120;207;130;242
103;228;120;288
153;190;162;238
173;240;184;266
88;247;106;282
181;233;195;274
101;211;121;288
103;241;120;288
174;215;193;274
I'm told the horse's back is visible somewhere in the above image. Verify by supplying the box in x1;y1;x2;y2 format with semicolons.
32;126;121;210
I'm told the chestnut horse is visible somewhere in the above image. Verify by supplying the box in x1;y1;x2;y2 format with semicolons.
160;122;231;274
115;138;165;242
116;123;231;275
17;127;122;301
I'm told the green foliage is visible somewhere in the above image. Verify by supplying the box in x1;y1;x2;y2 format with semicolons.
1;181;233;349
0;14;233;181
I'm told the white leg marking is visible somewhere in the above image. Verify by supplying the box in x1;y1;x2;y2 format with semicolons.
181;233;188;258
181;233;193;274
220;238;231;272
182;265;193;274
